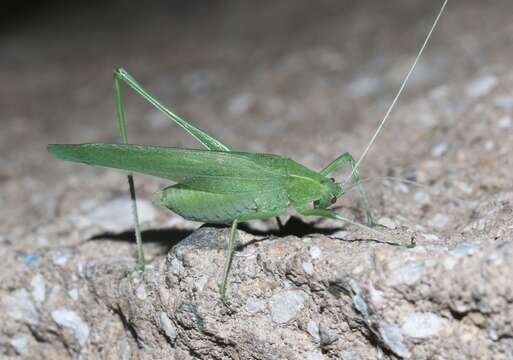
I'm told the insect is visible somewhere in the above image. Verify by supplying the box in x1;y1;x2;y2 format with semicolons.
47;1;447;304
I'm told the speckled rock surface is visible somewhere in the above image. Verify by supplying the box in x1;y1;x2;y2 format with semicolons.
1;0;513;359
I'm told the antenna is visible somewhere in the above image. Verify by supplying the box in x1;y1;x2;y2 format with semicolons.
344;0;448;184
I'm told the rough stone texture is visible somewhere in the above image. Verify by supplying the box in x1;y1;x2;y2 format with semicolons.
2;0;513;359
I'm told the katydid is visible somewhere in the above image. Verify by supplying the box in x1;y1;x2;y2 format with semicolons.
47;1;447;304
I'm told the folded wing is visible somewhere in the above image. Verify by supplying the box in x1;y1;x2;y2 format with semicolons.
47;143;287;193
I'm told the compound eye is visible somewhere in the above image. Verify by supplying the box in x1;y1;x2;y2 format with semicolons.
330;196;337;204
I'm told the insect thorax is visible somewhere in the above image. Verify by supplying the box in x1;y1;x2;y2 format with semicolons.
285;160;341;209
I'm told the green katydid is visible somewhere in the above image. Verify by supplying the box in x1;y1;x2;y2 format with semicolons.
47;1;447;304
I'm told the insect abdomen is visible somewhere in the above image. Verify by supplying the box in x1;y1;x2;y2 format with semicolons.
160;184;288;223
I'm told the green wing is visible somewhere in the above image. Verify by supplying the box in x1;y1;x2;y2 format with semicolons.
47;143;287;193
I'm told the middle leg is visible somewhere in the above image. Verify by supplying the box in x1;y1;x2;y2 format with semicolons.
219;218;239;305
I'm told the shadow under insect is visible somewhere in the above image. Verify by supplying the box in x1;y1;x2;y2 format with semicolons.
90;215;339;250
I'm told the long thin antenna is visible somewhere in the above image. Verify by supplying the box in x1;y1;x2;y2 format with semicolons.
344;0;448;184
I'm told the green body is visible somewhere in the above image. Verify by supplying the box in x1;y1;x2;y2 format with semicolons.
47;68;410;304
48;144;342;223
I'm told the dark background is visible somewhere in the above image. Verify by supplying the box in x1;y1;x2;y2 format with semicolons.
1;0;511;208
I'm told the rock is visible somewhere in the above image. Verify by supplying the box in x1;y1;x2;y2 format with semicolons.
428;213;449;230
159;312;177;343
2;289;39;325
84;198;156;233
306;320;320;342
422;233;439;241
309;246;321;259
497;115;512;129
270;290;308;324
465;75;497;98
331;230;350;239
348;76;380;97
52;254;69;266
377;217;397;229
340;351;357;360
401;312;442;338
484;139;495;151
227;93;254;115
369;283;384;306
414;191;430;205
431;142;448;157
9;335;28;356
136;284;147;300
387;261;425;286
245;297;266;314
306;351;325;360
319;323;338;347
302;261;314;274
30;274;46;304
68;288;79;301
494;95;513;109
451;242;480;258
378;321;410;359
51;309;90;347
146;110;169;130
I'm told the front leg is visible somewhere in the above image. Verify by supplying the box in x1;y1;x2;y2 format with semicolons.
319;152;373;225
297;207;413;248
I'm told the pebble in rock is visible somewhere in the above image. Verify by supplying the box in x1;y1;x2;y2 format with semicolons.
340;351;358;360
52;254;69;266
227;93;254;115
30;274;46;304
306;351;325;360
159;312;177;343
422;233;439;242
387;261;425;286
494;95;513;109
270;290;308;324
401;312;442;338
68;288;79;301
465;75;497;98
348;76;379;97
302;261;314;274
246;297;266;314
309;246;321;259
136;285;147;300
428;213;449;230
51;309;90;347
414;191;430;205
10;336;28;356
307;320;320;342
497;115;512;129
379;321;410;359
451;242;480;258
377;217;396;229
431;143;448;157
85;198;156;233
3;289;39;324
